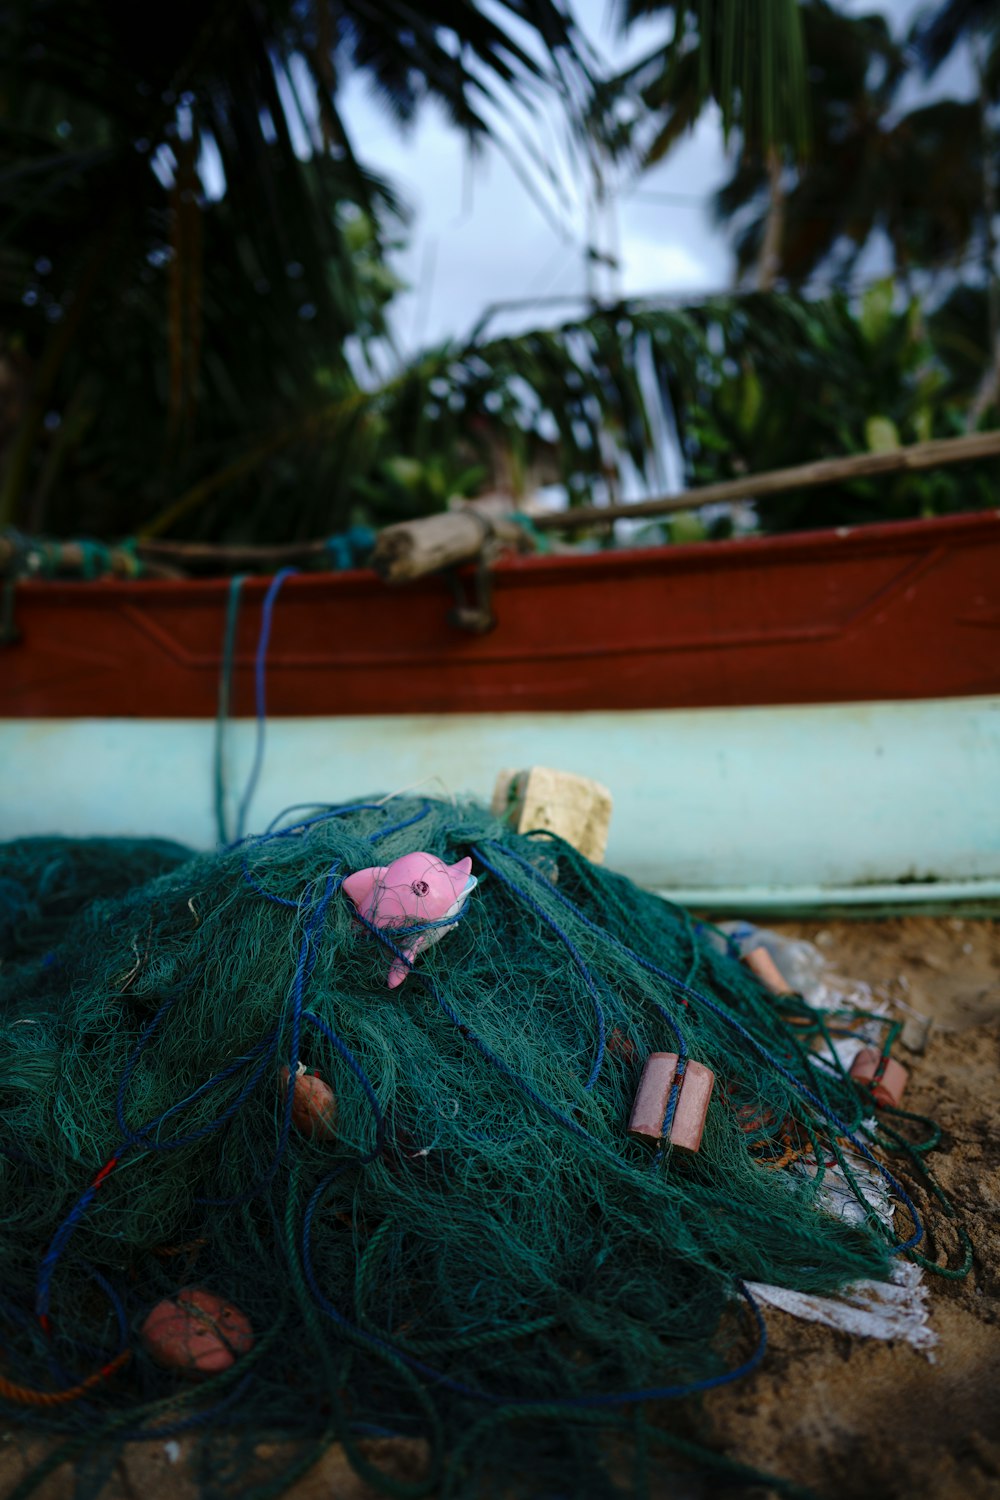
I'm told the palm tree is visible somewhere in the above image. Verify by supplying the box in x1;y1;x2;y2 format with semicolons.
705;2;991;294
0;0;811;545
610;0;810;161
913;0;999;80
913;0;1000;425
0;0;595;537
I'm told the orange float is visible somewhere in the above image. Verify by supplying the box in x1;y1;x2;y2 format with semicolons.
140;1288;253;1377
281;1064;337;1140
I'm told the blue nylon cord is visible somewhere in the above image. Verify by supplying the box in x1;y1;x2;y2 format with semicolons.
482;839;924;1253
346;857;681;1147
239;862;301;909
661;1058;687;1140
350;899;476;970
474;845;688;1138
28;747;919;1431
39;1027;287;1318
139;1040;279;1150
470;848;611;1091
299;1164;768;1407
303;1011;385;1159
32;1264;131;1402
122;1373;257;1441
40;859;343;1308
234;568;297;844
114;986;280;1150
238;802;433;909
200;864;345;1206
260;801;389;838
214;573;249;846
417;973;607;1153
369;801;434;842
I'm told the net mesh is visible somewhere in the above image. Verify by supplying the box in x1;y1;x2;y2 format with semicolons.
0;799;967;1498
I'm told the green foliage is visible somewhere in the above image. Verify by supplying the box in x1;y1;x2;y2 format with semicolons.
657;283;998;531
1;0;996;547
611;0;810;160
914;0;1000;89
709;0;997;291
351;453;489;524
927;281;998;400
0;0;596;539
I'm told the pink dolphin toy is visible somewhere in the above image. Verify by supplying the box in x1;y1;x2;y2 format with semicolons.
342;851;477;988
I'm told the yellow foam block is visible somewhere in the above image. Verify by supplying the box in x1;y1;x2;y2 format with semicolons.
490;766;613;864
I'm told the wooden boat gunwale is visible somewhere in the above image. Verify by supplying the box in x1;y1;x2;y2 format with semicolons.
2;508;999;908
4;506;999;719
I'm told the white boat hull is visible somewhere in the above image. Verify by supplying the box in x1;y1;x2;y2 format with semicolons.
4;695;999;911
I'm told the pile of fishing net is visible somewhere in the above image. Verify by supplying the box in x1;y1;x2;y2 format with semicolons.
0;799;969;1499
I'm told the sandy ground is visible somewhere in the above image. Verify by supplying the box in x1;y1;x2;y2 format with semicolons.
701;917;1000;1500
3;918;998;1500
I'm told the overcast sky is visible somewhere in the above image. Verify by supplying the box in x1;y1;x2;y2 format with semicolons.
335;0;976;353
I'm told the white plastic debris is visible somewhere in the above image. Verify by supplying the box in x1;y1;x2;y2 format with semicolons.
790;1147;892;1229
900;1011;932;1054
747;1261;936;1356
750;1134;938;1353
712;923;827;1000
709;921;891;1016
719;920;938;1356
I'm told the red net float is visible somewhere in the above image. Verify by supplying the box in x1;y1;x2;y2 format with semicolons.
140;1288;254;1377
628;1052;716;1154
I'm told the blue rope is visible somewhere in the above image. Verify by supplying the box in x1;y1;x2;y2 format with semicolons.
660;1057;687;1141
349;896;478;978
259;801;388;838
369;801;434;842
199;862;347;1206
257;801;394;843
234;568;297;844
36;1265;130;1396
475;845;690;1135
123;1373;257;1441
214;573;248;846
113;983;279;1150
299;1163;768;1407
239;862;302;910
238;801;433;909
481;839;924;1254
304;1011;385;1159
471;847;611;1090
40;862;345;1306
417;972;605;1153
135;1039;279;1151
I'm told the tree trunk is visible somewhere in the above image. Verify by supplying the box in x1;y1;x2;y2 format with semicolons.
968;32;1000;431
756;147;786;292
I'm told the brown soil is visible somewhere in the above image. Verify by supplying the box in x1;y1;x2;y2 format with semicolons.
700;917;1000;1500
3;919;998;1500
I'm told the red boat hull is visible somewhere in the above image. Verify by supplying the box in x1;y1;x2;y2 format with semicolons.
3;512;999;718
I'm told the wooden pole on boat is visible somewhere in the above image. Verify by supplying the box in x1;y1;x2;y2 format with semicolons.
368;429;1000;576
370;505;528;584
2;430;998;580
0;537;184;580
529;428;1000;532
136;537;338;572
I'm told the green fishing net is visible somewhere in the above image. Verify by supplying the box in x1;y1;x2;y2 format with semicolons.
0;799;967;1499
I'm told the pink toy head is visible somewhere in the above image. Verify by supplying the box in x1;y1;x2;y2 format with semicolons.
342;851;475;988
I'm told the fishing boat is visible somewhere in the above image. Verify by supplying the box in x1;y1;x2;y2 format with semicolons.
3;506;999;912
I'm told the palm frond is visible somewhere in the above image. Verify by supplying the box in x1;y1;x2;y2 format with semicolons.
613;0;810;159
705;2;992;290
912;0;1000;81
0;0;600;531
